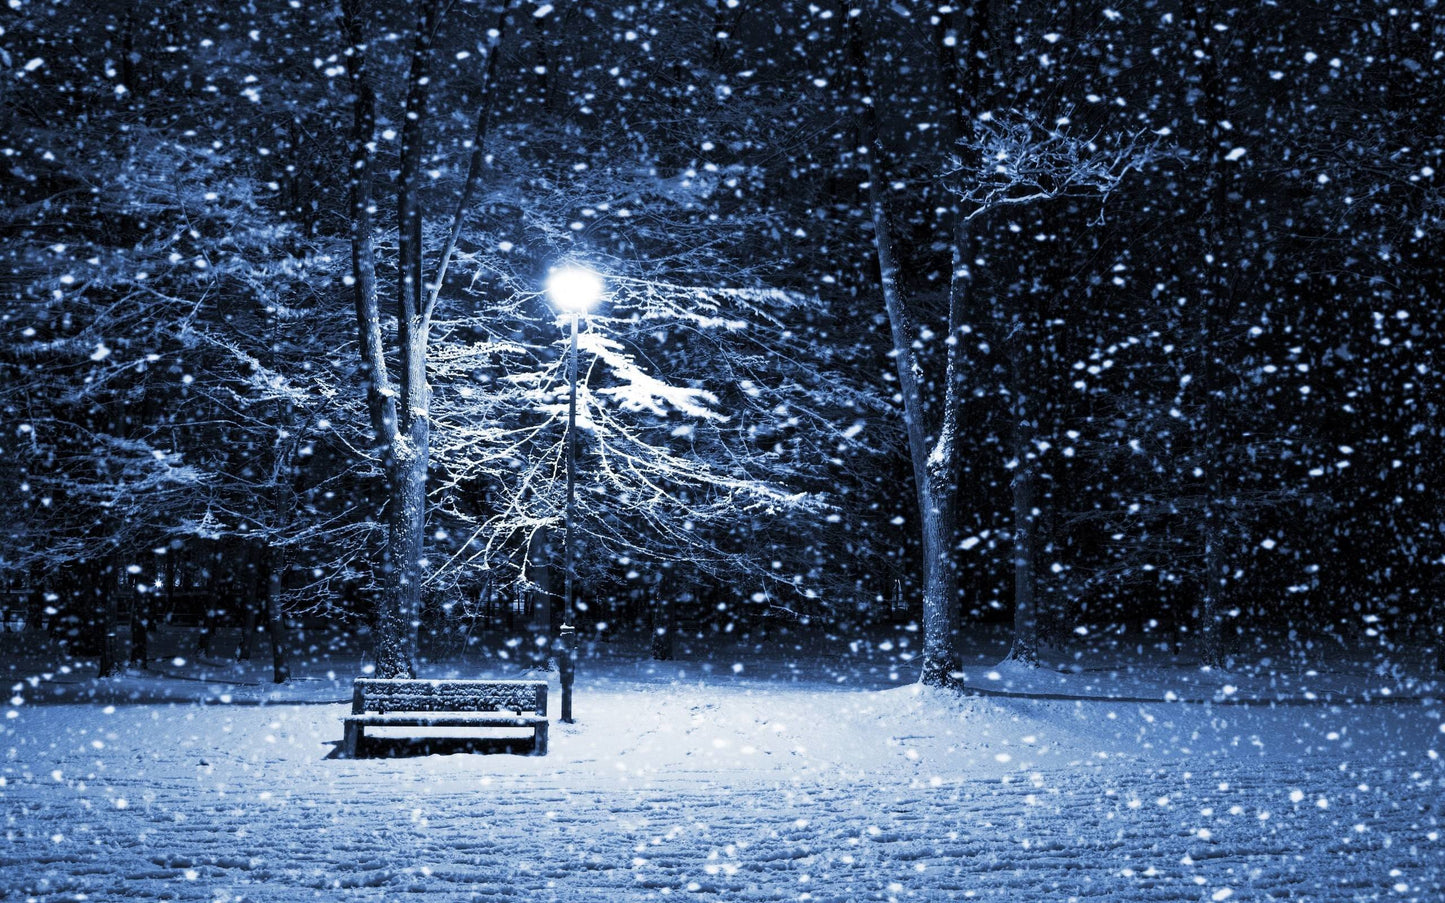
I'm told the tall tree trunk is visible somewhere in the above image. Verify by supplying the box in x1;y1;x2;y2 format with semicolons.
940;216;975;669
373;0;442;679
376;442;428;677
855;2;965;687
343;0;500;679
343;0;418;679
867;179;959;686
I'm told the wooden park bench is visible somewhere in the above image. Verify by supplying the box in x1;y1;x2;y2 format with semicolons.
341;678;548;757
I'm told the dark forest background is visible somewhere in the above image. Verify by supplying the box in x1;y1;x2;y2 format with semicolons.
2;0;1441;679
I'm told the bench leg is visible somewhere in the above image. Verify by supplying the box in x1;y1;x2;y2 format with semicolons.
342;721;362;758
532;722;548;756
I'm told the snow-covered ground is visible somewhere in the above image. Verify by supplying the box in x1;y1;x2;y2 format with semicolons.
3;623;1441;901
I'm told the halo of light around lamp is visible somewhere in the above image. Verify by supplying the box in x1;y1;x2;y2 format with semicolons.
545;266;604;314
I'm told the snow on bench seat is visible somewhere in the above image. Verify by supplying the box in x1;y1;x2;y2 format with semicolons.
341;678;548;757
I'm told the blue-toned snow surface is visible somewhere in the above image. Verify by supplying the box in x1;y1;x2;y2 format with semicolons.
2;622;1441;901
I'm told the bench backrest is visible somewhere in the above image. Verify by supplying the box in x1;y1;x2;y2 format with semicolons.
352;679;547;716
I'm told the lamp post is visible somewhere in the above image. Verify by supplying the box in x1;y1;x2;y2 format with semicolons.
544;265;603;724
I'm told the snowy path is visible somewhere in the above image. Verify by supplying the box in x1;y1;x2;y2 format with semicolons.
7;762;1439;902
6;751;1439;901
4;686;1441;902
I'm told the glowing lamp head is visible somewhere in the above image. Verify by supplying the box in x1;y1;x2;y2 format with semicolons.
546;266;604;315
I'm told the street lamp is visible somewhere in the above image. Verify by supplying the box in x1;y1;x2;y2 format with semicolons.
545;265;603;724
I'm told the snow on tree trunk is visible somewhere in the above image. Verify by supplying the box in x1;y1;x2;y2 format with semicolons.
867;172;959;688
342;0;493;679
369;0;439;680
916;489;958;686
374;431;428;678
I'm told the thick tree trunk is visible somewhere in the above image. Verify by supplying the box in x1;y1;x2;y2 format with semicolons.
343;0;413;679
370;0;439;680
915;498;957;684
375;434;428;677
343;0;493;680
854;1;969;688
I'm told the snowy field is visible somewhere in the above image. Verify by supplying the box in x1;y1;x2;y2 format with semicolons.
3;624;1442;902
